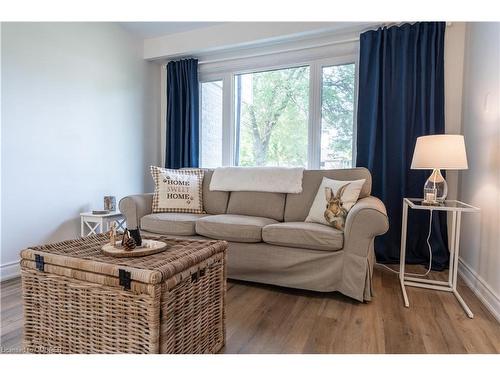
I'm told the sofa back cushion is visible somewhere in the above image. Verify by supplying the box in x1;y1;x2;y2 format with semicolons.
201;169;229;214
226;191;286;221
284;168;372;222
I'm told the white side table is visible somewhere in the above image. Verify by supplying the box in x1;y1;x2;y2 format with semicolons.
399;198;480;318
80;211;126;237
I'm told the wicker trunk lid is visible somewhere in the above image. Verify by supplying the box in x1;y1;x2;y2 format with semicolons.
20;234;227;354
21;235;225;291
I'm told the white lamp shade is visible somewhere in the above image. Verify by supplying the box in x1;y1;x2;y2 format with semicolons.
411;135;468;170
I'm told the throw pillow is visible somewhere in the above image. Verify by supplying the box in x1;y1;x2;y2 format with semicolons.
150;166;204;214
305;177;366;230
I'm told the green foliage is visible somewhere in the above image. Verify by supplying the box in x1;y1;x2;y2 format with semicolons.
237;64;354;168
321;64;355;167
239;67;309;167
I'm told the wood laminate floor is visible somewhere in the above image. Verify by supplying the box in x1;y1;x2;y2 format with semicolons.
1;266;499;354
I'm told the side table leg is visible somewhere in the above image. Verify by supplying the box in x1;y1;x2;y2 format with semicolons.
400;200;410;307
451;212;473;318
400;278;409;308
452;212;461;290
448;212;457;287
454;290;474;318
116;217;126;232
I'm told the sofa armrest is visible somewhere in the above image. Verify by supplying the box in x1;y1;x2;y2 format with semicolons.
343;196;389;257
119;193;153;229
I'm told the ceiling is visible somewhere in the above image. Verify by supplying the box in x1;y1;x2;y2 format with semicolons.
118;22;225;39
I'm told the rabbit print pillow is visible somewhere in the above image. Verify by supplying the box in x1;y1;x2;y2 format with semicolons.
305;177;366;230
150;166;204;214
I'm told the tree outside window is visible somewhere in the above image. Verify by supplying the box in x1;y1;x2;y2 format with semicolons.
236;66;309;167
321;64;355;169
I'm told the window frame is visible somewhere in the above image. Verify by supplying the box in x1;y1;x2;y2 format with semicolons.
199;54;358;169
199;79;224;168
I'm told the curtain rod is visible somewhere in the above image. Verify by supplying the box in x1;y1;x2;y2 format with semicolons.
361;21;452;33
164;22;453;67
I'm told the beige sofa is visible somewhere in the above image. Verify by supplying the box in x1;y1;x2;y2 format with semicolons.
119;168;388;302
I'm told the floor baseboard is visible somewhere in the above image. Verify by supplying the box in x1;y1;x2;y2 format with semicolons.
0;260;20;282
458;257;500;323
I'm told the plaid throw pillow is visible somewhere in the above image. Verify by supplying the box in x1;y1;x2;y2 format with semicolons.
150;166;205;214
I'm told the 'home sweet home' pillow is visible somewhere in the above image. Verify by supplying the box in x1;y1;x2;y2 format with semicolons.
150;166;204;214
305;177;365;231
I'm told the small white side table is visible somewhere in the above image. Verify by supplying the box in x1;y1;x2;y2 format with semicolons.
80;211;126;237
399;198;480;318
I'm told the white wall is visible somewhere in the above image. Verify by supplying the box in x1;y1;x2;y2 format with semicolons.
458;22;500;320
444;23;467;202
1;22;161;280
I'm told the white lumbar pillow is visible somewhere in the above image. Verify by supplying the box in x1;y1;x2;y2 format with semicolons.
210;166;304;193
305;177;366;230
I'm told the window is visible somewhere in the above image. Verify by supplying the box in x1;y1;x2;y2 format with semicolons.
235;66;309;167
200;80;223;168
198;55;357;169
320;64;356;169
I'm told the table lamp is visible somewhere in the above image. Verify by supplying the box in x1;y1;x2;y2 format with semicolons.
410;134;468;204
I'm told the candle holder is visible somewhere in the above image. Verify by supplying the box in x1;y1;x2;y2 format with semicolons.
423;187;439;205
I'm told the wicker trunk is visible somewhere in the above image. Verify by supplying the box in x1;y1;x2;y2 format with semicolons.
20;235;227;354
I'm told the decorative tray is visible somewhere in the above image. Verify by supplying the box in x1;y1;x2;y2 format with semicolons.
101;239;168;258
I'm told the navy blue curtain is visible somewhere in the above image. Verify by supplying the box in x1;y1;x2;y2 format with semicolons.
166;58;199;168
356;22;449;269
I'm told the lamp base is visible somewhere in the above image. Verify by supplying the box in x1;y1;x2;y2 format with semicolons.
423;169;448;204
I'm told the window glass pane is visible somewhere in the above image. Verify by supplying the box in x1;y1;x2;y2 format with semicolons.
321;64;355;169
200;80;223;168
235;66;309;167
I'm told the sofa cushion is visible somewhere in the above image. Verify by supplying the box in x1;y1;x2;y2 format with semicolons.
201;169;230;215
226;191;286;221
196;214;278;243
141;212;209;235
284;168;372;222
262;222;343;251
